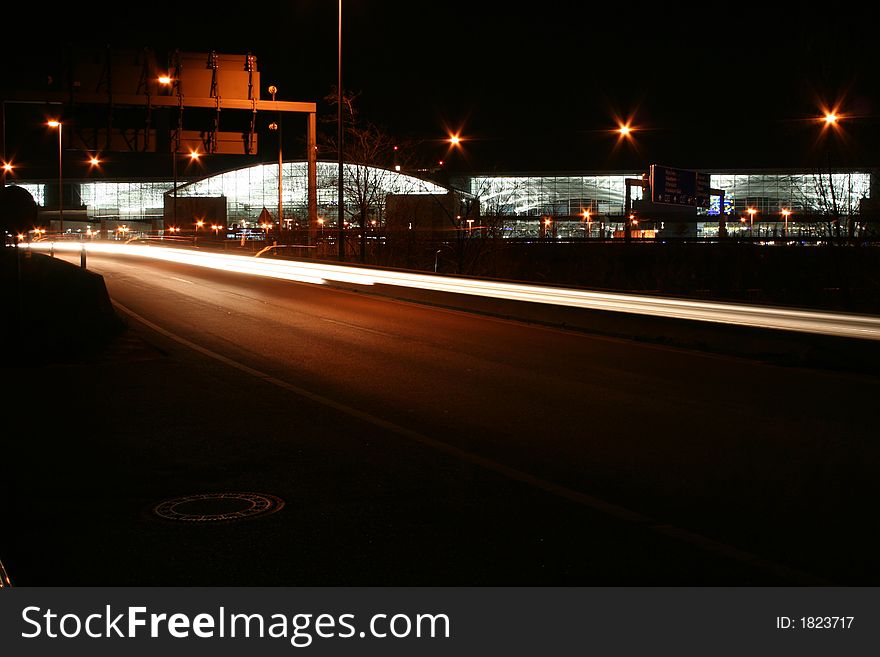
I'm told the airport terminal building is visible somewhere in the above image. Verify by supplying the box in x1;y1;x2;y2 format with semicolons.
8;162;876;239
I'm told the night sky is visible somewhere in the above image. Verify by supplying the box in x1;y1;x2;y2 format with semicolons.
4;2;878;173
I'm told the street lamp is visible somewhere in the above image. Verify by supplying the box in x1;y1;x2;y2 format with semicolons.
781;209;791;237
194;219;204;245
1;161;12;187
47;120;63;234
818;107;844;239
747;208;757;236
582;209;592;238
337;0;345;261
268;85;284;242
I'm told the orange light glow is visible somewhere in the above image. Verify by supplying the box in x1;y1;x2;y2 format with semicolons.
189;151;201;161
88;156;101;166
824;113;838;125
47;120;61;128
2;162;12;173
449;134;461;146
158;75;172;85
618;124;632;137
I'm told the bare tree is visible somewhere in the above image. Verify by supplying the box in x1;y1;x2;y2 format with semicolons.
321;89;426;262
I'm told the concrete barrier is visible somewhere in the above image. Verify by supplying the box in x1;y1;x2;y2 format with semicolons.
1;249;124;361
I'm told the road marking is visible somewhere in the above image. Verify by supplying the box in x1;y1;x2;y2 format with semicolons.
115;300;829;585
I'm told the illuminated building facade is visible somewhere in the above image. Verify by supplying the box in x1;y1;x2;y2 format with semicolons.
8;164;875;238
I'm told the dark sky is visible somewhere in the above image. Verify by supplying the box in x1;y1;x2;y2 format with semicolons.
4;2;878;173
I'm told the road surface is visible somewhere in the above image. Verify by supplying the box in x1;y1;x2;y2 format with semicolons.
4;251;879;585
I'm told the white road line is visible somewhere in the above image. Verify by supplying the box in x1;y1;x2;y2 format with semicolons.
114;300;829;585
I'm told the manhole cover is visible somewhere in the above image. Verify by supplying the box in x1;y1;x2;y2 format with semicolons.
153;492;284;522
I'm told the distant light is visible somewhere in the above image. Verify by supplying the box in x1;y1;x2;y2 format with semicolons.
449;135;461;146
189;151;200;160
781;209;791;217
158;75;172;85
394;165;401;172
824;113;838;125
618;124;632;137
2;162;12;173
88;156;101;166
438;160;444;166
747;208;757;215
47;120;61;128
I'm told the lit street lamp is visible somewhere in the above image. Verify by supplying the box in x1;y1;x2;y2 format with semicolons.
47;120;63;234
781;209;791;237
747;208;757;236
582;209;592;238
268;85;284;242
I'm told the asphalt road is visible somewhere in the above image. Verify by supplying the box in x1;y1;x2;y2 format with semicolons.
4;252;879;585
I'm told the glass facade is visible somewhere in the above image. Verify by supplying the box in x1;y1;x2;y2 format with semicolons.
11;166;873;238
466;171;871;215
174;161;451;226
463;170;872;236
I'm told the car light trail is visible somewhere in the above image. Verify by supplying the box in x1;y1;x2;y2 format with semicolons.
24;242;880;341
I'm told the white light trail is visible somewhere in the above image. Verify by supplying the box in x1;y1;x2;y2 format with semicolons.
24;241;880;341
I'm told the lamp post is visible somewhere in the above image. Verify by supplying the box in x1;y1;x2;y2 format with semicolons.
337;0;345;261
194;219;204;246
268;85;283;243
747;208;757;236
821;110;843;240
159;75;180;229
583;209;592;238
781;209;791;237
47;120;63;234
